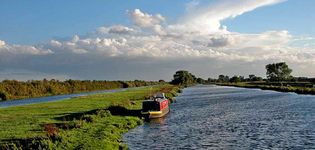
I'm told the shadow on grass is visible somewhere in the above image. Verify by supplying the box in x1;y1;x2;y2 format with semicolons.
0;137;49;150
1;106;143;149
107;106;142;117
54;106;142;121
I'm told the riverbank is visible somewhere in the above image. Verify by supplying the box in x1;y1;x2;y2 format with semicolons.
0;80;160;101
0;84;181;149
217;82;315;95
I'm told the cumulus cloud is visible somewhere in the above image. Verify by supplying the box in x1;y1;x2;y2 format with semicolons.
97;25;135;35
207;35;235;47
130;9;165;27
0;41;53;55
0;40;5;47
129;9;166;35
1;0;315;80
173;0;285;34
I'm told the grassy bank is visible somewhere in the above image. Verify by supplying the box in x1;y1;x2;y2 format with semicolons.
217;82;315;95
0;84;181;149
0;80;160;101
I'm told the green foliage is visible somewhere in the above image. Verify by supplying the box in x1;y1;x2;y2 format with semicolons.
217;75;230;83
248;74;263;81
0;84;180;149
171;70;197;86
266;62;292;82
229;76;241;83
0;79;159;101
196;78;205;84
217;82;315;96
0;91;7;101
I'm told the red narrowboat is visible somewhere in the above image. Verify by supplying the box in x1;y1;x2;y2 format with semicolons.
141;93;169;119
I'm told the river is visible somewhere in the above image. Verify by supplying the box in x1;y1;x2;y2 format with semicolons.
123;85;315;149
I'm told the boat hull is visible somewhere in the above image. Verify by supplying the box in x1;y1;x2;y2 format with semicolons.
148;106;169;119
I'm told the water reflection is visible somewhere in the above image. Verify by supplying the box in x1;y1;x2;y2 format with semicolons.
124;85;315;150
146;114;168;124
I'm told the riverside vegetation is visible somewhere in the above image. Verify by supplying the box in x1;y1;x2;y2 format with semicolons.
0;84;181;149
215;62;315;95
0;80;159;101
217;81;315;95
1;62;313;149
171;62;315;95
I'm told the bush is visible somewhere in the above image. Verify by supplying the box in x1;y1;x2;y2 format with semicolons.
44;124;59;140
96;110;112;118
0;91;7;101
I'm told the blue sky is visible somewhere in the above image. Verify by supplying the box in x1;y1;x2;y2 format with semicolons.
1;0;314;44
0;0;188;44
0;0;314;80
222;0;315;36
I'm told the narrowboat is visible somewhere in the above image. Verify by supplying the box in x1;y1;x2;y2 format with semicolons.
141;92;169;119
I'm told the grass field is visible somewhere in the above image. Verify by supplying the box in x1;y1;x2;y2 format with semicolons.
0;84;180;149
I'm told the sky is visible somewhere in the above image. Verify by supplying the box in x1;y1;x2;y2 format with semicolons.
0;0;315;81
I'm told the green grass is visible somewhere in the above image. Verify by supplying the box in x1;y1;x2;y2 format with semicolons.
0;84;180;149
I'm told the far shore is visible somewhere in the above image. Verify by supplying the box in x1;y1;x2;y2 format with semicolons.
216;82;315;96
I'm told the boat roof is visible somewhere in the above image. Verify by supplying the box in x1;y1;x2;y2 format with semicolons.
143;98;167;102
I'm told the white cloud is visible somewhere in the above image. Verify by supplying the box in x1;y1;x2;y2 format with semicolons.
129;9;166;35
174;0;285;34
0;40;5;47
1;0;315;80
97;25;135;35
130;9;165;27
108;25;135;34
0;41;53;55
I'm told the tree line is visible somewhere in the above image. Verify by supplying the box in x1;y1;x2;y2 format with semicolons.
171;62;315;86
0;79;160;101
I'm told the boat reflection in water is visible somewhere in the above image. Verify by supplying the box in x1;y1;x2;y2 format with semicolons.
147;113;168;124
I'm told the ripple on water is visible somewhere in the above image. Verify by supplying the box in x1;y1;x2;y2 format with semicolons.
123;85;315;150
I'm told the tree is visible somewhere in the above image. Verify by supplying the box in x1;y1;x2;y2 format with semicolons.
248;74;263;82
0;91;7;101
249;74;256;81
158;80;165;83
266;62;292;81
171;70;196;85
218;75;229;83
196;78;205;84
230;76;241;83
207;78;216;83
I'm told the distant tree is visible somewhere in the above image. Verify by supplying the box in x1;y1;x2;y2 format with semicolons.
255;77;263;81
266;62;292;81
158;80;165;83
207;78;216;83
249;74;256;81
171;70;197;85
248;74;263;82
239;76;245;82
196;78;205;84
218;75;229;83
230;76;241;83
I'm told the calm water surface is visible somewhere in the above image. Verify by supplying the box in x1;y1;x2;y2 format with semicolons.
123;85;315;149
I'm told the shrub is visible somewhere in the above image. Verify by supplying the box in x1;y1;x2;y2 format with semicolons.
44;124;59;140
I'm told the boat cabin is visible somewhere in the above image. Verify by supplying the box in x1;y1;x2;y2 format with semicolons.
142;92;170;118
142;93;166;112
